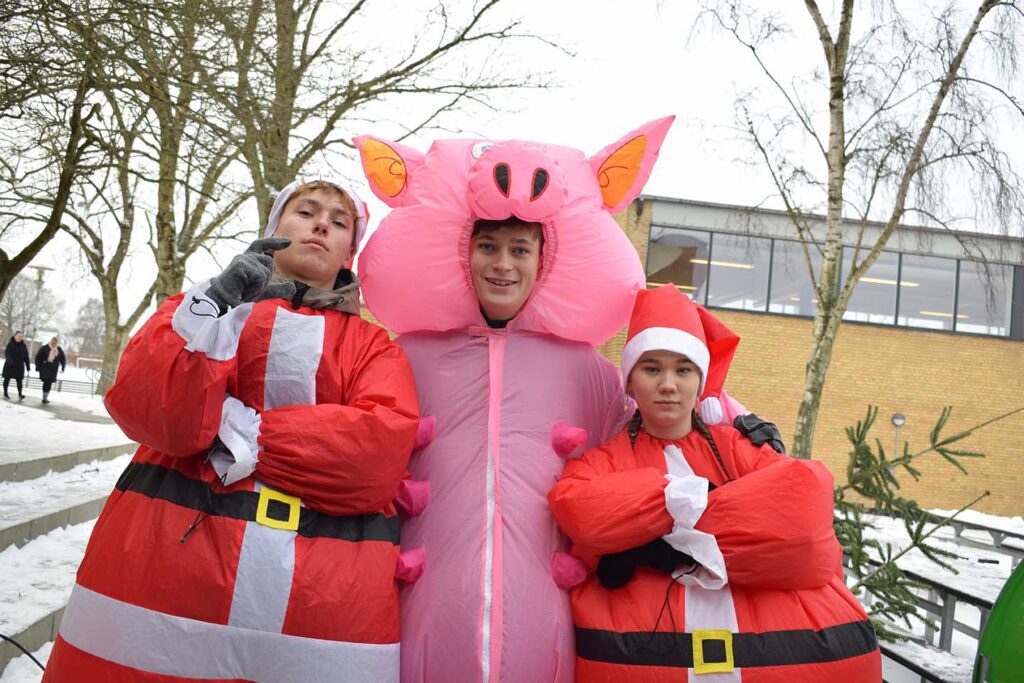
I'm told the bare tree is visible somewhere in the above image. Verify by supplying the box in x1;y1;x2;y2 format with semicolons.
701;1;1024;459
0;1;105;302
204;0;557;225
0;273;62;344
69;297;106;358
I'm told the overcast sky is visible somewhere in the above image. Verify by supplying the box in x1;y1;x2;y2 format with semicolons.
16;0;1023;337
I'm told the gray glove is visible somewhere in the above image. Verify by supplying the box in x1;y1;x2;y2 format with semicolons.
206;237;296;314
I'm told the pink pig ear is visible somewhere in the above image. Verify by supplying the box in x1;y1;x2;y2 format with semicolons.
588;116;675;213
353;135;426;207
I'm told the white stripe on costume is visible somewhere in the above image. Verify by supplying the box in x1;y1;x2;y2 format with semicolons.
685;585;742;683
59;584;399;682
228;306;324;632
660;444;742;682
661;444;728;589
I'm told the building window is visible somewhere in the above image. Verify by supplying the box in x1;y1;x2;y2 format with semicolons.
705;233;771;311
769;239;822;316
956;261;1013;336
842;249;900;324
647;226;709;303
897;254;957;331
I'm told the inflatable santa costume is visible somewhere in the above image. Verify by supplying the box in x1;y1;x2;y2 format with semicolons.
43;181;420;682
548;284;881;682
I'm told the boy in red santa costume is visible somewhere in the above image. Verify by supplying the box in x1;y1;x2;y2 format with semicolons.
549;284;881;682
44;179;419;682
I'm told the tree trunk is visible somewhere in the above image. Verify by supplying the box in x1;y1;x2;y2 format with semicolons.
97;324;129;395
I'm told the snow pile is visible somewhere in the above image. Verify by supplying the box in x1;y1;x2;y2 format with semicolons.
930;508;1024;535
1;642;50;682
0;522;94;635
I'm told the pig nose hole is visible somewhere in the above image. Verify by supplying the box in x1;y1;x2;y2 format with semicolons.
530;168;549;201
493;163;510;197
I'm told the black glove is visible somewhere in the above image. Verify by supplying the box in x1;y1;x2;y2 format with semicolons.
596;539;696;589
734;412;787;454
206;237;296;314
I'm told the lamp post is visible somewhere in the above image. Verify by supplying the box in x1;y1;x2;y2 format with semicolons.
891;413;906;458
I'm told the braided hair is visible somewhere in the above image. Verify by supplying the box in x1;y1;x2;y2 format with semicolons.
627;408;733;484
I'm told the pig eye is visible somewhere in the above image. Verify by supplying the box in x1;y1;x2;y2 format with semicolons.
494;163;511;196
472;142;493;159
531;168;549;200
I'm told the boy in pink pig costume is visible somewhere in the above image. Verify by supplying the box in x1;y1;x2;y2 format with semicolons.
354;118;782;681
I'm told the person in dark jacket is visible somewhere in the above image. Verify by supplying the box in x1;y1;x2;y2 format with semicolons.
3;331;31;400
34;336;66;404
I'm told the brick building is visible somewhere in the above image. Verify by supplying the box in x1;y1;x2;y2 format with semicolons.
604;196;1024;516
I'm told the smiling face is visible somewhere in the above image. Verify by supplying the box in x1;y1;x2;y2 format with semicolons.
627;350;703;441
469;220;543;322
272;187;356;290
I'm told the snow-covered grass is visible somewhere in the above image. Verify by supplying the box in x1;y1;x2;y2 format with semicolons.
0;455;130;531
0;394;127;465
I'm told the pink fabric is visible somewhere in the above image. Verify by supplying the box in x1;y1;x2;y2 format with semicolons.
550;552;588;590
395;479;430;518
397;333;628;682
550;421;589;460
396;547;426;584
414;416;436;451
355;120;674;682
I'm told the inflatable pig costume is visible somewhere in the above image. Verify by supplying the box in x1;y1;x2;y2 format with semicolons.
356;118;673;682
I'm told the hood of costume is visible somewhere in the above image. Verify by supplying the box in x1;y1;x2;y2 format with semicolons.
355;117;673;681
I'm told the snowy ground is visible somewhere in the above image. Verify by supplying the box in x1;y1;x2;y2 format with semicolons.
0;521;95;637
0;394;127;465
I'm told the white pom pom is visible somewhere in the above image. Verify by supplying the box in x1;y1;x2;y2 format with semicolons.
698;396;724;425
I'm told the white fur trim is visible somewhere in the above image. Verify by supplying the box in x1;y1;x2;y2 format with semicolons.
661;444;728;589
211;395;262;485
698;396;724;425
172;281;254;361
663;473;708;528
621;327;709;394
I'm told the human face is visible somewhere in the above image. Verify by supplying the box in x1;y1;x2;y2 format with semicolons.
272;188;356;290
626;350;702;441
13;333;22;343
469;226;542;321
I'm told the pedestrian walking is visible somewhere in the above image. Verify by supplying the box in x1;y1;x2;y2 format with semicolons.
3;331;31;400
34;336;66;404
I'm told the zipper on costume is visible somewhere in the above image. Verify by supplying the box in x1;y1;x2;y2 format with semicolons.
481;334;505;683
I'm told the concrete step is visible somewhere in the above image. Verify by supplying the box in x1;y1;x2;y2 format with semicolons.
0;443;135;483
0;454;131;553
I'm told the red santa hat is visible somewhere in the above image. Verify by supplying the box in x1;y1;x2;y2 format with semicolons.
621;284;740;417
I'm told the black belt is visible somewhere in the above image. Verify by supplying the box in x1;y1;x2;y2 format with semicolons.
576;620;878;672
115;461;400;545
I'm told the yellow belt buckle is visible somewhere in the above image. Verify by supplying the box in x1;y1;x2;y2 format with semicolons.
692;629;734;675
255;486;301;531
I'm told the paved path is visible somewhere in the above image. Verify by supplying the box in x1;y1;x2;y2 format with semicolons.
2;396;113;425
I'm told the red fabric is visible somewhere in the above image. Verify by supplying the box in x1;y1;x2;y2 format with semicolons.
49;295;418;677
548;426;880;681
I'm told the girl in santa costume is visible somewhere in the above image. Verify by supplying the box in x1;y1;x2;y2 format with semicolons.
43;180;419;682
548;284;881;682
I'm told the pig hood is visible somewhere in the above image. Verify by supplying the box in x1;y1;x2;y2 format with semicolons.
354;117;674;346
